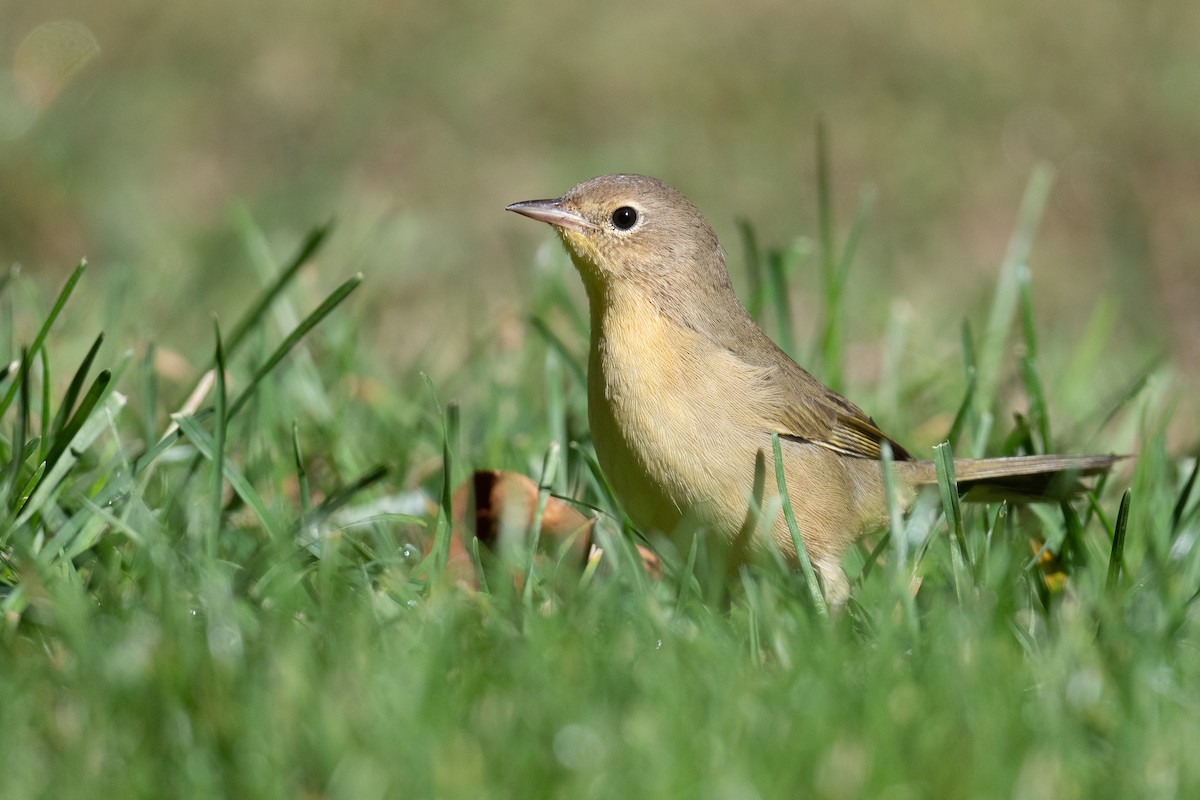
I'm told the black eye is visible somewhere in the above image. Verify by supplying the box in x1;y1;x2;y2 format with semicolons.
611;206;638;230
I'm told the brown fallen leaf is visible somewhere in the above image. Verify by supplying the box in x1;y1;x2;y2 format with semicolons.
434;469;659;589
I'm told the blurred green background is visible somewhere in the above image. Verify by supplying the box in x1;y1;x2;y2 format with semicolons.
3;0;1198;402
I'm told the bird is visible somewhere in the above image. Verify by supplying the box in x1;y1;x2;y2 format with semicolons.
507;174;1119;601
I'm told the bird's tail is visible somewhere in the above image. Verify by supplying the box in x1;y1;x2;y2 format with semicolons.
904;454;1124;502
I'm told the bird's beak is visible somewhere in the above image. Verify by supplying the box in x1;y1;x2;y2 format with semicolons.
506;199;597;233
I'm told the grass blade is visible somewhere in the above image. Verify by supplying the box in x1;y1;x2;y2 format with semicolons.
1059;499;1089;568
0;261;86;419
301;465;390;530
815;120;839;390
416;374;454;580
1107;489;1132;591
815;120;835;308
820;186;875;394
15;390;127;528
975;166;1054;416
530;316;586;387
292;421;312;517
523;442;561;606
771;432;828;618
172;411;281;540
43;371;113;474
211;318;228;554
227;273;362;420
933;441;971;596
1016;265;1051;451
140;343;158;443
544;351;567;494
48;332;104;452
1170;448;1200;536
39;348;51;462
737;219;766;322
946;321;979;446
4;349;31;513
5;347;31;510
766;249;797;358
225;223;333;356
1090;359;1158;444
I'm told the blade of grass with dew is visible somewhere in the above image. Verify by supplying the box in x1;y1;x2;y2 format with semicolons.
771;432;828;617
0;261;86;419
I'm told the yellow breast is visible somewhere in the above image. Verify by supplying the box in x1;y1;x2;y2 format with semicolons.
586;288;766;539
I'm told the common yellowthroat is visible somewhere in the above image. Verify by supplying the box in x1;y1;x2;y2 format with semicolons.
508;174;1118;599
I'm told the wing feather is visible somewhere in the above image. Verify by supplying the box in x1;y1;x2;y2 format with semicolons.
768;368;912;461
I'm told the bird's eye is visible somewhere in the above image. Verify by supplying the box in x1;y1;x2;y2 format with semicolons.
611;206;639;230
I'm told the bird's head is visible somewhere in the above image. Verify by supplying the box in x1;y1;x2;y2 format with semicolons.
507;174;726;298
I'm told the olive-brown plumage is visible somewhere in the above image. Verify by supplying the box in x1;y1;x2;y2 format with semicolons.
508;174;1118;599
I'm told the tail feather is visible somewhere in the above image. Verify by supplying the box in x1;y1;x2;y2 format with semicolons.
906;454;1125;502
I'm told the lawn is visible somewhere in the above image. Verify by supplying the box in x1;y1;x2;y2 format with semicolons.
3;3;1199;798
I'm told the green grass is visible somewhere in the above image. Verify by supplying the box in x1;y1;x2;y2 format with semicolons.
2;176;1199;800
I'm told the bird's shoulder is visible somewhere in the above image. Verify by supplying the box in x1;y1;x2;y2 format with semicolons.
735;333;913;462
